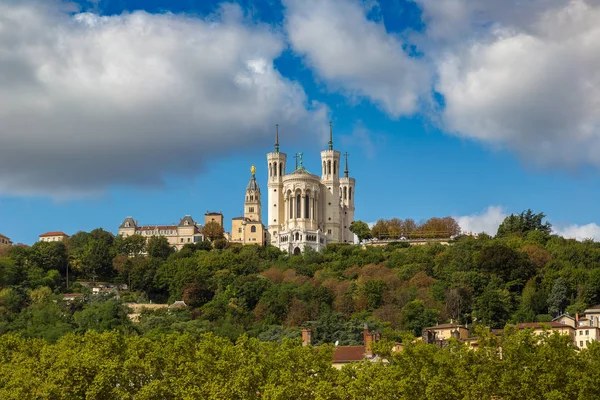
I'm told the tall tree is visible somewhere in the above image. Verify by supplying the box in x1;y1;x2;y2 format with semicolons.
203;221;224;241
146;236;173;260
349;221;372;243
547;278;569;316
497;209;552;237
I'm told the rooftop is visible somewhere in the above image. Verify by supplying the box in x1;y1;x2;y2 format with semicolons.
39;231;69;237
425;323;466;330
332;346;365;363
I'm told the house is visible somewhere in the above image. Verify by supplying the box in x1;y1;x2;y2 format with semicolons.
301;324;380;370
552;314;577;328
515;322;576;343
422;323;469;347
62;293;84;302
39;231;69;243
0;233;12;247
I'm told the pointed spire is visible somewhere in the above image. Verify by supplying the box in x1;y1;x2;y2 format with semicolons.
328;121;333;150
275;124;279;153
344;152;349;178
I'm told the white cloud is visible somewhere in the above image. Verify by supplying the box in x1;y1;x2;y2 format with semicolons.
0;1;326;197
553;223;600;241
455;206;507;235
428;0;600;170
283;0;430;118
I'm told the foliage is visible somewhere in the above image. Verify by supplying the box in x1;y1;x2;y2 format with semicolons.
349;221;372;243
203;221;225;241
497;209;552;237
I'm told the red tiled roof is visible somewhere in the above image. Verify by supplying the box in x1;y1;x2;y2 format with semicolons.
137;225;177;231
516;322;571;329
39;231;68;237
425;323;465;330
332;346;365;363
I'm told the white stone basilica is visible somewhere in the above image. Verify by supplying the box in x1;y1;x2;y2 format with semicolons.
267;123;356;254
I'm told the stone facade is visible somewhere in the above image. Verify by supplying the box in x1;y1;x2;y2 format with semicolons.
118;215;203;251
267;124;355;253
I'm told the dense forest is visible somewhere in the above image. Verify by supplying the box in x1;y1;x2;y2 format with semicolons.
1;329;600;399
1;210;599;344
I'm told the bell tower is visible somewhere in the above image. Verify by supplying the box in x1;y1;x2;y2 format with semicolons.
244;165;261;222
340;152;356;242
320;121;341;241
267;125;286;244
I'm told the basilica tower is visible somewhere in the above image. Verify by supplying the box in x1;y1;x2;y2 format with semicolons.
320;122;342;242
244;165;261;222
267;125;286;244
340;152;356;242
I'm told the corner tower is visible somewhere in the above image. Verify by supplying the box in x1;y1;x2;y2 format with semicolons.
340;152;356;242
245;165;261;221
267;125;286;244
320;122;341;241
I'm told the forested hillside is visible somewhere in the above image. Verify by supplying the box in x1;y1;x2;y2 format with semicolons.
1;210;600;343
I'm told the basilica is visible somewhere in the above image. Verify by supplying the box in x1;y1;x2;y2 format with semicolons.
263;123;356;253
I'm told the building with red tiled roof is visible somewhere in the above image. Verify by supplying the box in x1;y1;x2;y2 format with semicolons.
39;231;69;243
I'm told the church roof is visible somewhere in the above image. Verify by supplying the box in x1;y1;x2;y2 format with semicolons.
178;215;196;227
247;175;260;192
119;217;137;229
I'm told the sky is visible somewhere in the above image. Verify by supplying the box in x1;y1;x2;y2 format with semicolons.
2;0;600;244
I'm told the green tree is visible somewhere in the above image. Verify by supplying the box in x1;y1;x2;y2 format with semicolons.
400;300;439;336
349;220;372;243
203;221;225;241
547;277;569;317
497;209;552;237
146;236;173;260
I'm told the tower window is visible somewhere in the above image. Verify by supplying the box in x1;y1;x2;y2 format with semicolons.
249;207;255;212
251;226;257;233
279;163;283;176
334;160;337;175
327;160;331;175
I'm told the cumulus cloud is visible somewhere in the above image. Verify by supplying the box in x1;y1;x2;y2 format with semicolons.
283;0;430;118
455;206;507;235
427;0;600;170
0;0;325;197
553;223;600;241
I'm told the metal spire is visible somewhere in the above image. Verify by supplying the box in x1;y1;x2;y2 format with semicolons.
344;152;349;177
275;124;279;153
328;121;333;151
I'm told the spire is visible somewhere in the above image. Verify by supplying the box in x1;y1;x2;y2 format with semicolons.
344;152;349;178
328;121;333;150
275;124;279;153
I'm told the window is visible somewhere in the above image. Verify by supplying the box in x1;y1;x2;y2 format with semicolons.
180;238;184;243
333;160;337;175
586;330;589;335
274;162;278;176
251;226;257;233
327;229;332;234
580;341;583;347
349;187;352;200
279;163;283;176
187;238;191;243
296;194;301;218
327;160;331;175
238;227;242;233
580;331;583;336
304;195;309;218
249;207;255;212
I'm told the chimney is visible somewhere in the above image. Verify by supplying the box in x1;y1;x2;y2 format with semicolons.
364;323;374;358
576;313;579;326
301;327;313;346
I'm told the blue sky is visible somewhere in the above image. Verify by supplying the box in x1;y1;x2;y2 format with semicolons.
2;0;600;244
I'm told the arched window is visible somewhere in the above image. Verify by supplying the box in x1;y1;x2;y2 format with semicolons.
251;225;257;233
295;232;299;241
269;163;272;177
289;195;293;219
279;163;283;176
327;160;331;175
296;194;301;218
349;187;352;200
274;162;277;176
323;161;326;175
343;187;347;200
334;160;337;175
304;195;309;218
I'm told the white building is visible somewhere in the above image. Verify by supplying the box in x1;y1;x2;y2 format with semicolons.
267;123;356;254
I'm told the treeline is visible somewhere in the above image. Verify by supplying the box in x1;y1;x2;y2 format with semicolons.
370;216;461;239
2;209;600;344
1;329;600;399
